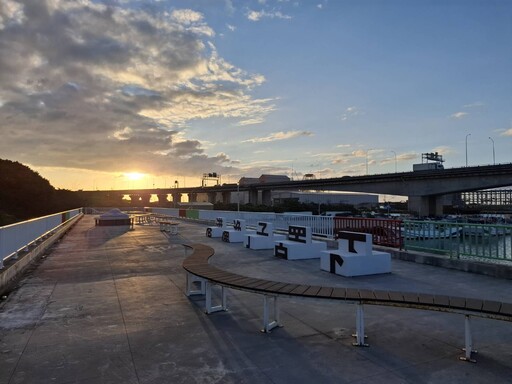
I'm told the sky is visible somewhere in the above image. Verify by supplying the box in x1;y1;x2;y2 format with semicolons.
0;0;511;192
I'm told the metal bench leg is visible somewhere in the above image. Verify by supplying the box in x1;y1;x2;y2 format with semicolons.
460;315;477;362
261;295;282;333
352;303;369;346
205;281;227;314
186;272;205;296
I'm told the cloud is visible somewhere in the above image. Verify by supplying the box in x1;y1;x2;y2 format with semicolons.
380;151;417;165
0;1;275;178
463;101;484;108
243;130;313;143
450;112;468;119
432;146;454;156
341;106;360;121
247;9;292;21
501;128;512;137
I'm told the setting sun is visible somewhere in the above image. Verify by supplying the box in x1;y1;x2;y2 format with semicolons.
125;172;144;181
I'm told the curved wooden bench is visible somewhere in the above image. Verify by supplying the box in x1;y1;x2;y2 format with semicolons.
182;243;512;362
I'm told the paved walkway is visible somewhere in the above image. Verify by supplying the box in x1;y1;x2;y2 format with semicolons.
1;216;511;384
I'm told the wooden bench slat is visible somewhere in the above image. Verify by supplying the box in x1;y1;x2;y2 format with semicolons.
402;293;419;303
264;282;291;292
499;302;512;316
317;287;334;298
482;300;502;313
466;298;483;311
433;295;450;307
252;280;281;290
303;286;322;296
374;291;390;301
449;297;466;309
345;288;360;300
331;288;346;299
417;294;435;305
359;289;375;300
275;284;300;294
388;291;404;302
290;285;310;295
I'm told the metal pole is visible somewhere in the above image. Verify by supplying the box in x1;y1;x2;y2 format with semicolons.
391;150;397;173
366;149;373;175
465;134;471;167
237;182;240;212
489;137;495;165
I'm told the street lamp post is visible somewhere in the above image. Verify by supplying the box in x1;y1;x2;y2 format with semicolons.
365;148;373;175
237;182;240;212
465;134;471;167
489;137;495;165
391;150;397;173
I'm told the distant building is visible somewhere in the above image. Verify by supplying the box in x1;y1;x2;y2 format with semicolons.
258;174;290;183
238;177;260;186
239;174;290;186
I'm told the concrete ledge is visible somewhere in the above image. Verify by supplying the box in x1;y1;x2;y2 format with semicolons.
0;214;84;295
378;246;512;280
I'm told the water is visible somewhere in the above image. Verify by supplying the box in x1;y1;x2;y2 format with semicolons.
403;221;512;264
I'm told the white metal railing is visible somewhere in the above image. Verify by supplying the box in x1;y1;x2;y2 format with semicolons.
0;208;83;268
147;207;335;238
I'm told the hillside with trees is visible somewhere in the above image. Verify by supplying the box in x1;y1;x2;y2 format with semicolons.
0;159;84;225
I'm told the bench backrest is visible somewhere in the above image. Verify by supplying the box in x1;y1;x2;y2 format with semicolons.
337;231;372;256
256;221;274;237
232;219;246;232
288;225;311;244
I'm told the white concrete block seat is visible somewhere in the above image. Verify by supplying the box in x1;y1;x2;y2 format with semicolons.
244;222;285;250
274;225;327;260
320;231;391;277
206;217;227;238
222;219;254;243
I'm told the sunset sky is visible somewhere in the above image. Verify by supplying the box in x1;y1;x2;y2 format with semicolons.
0;0;511;191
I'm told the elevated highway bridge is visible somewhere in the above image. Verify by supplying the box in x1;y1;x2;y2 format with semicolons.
81;163;512;216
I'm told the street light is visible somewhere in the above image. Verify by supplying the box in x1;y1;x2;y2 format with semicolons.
365;148;374;175
391;150;397;173
465;133;471;167
489;137;495;165
237;182;240;212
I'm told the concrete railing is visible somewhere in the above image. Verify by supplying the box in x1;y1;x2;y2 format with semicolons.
0;208;83;268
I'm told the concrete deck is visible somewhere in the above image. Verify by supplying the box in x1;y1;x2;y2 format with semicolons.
1;215;511;384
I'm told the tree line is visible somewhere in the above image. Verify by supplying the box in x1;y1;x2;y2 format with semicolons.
0;159;85;225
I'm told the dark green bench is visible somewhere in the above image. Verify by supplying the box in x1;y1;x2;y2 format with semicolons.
182;243;512;362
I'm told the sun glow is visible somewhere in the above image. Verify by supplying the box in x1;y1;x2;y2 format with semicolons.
125;172;144;181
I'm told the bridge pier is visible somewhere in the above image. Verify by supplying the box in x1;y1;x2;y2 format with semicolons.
249;189;259;205
171;192;181;205
207;192;217;204
222;191;231;204
129;194;140;205
157;194;168;204
409;195;444;217
140;194;151;206
262;190;272;206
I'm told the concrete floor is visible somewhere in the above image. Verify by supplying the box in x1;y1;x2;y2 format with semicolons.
1;215;511;384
